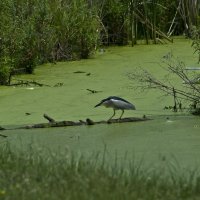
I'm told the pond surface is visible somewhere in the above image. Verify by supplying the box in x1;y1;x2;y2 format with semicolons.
1;115;200;169
0;37;200;169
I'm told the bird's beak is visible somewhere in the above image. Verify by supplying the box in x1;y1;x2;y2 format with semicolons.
94;103;101;108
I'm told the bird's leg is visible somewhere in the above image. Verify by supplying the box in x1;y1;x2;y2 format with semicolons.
119;110;124;120
109;109;116;120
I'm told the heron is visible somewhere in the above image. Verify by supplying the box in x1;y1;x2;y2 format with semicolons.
95;96;136;120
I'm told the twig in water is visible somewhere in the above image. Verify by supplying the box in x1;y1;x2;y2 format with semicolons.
87;89;102;94
43;114;56;123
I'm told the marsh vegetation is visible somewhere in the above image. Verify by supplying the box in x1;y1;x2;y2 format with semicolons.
1;1;200;199
1;144;200;200
0;0;200;84
0;39;200;200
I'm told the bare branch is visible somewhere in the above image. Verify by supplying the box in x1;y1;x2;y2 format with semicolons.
128;55;200;114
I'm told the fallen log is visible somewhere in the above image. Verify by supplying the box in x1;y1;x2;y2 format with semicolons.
0;115;151;131
22;114;151;129
0;133;7;138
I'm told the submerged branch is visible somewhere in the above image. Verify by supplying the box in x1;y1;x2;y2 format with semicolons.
9;79;51;87
9;79;64;88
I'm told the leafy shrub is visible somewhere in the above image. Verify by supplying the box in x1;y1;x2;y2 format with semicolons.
0;0;100;85
0;65;10;85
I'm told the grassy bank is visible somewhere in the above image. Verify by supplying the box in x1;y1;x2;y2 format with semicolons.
0;144;200;200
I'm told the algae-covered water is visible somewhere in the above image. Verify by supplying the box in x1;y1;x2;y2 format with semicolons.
0;38;200;168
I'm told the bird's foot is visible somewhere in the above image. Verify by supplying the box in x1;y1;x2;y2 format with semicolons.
118;118;122;122
107;118;113;123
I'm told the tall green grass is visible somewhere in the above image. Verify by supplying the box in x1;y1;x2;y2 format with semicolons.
0;143;200;200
